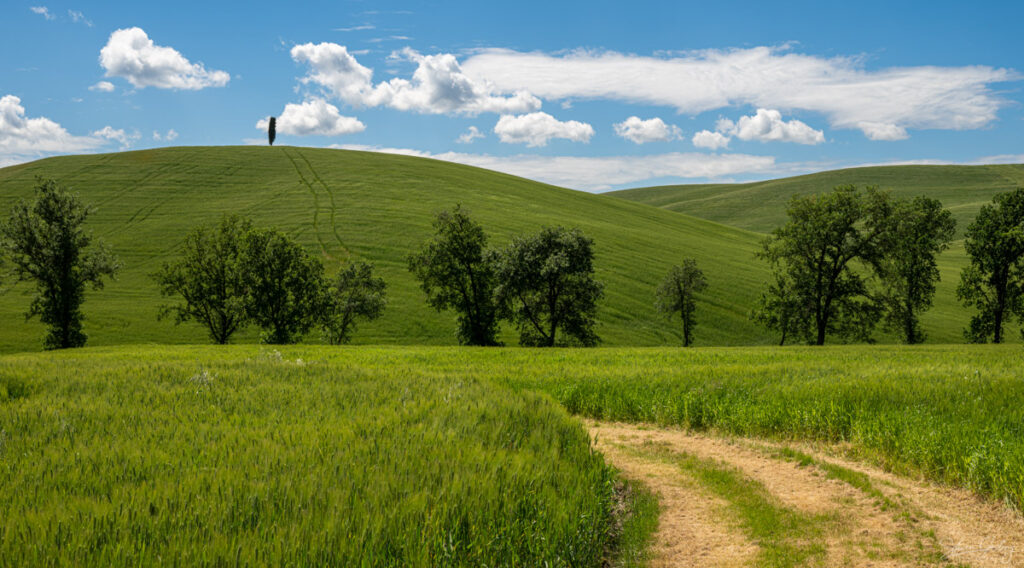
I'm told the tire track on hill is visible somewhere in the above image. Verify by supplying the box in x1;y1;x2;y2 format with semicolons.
591;421;1023;567
282;148;329;258
294;149;350;258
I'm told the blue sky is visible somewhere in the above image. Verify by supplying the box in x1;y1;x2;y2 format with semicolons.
2;0;1021;190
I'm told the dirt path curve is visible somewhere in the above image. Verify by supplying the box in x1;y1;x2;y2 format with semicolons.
589;420;1024;567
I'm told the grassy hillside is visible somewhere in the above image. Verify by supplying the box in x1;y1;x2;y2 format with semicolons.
609;164;1024;235
0;146;781;352
0;149;1000;351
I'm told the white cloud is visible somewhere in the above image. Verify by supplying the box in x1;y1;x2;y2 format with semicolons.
692;130;730;150
153;129;178;141
0;95;106;161
457;126;484;144
334;24;375;32
461;47;1017;139
613;116;682;144
291;43;540;115
729;108;824;144
332;144;777;191
856;122;909;141
68;10;92;26
494;112;593;147
30;6;54;20
99;27;230;90
92;126;140;150
89;81;115;92
256;98;365;136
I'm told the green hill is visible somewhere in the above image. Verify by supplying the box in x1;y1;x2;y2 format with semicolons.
0;149;998;351
609;164;1024;235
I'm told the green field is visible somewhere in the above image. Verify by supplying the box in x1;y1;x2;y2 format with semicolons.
0;148;1010;352
2;344;1023;564
610;164;1024;235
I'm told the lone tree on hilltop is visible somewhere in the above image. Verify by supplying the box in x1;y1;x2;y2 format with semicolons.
494;226;604;347
268;116;276;146
757;185;893;345
957;188;1024;343
242;227;324;344
0;177;120;349
880;196;956;344
154;215;252;344
655;259;707;347
408;205;501;346
321;261;387;345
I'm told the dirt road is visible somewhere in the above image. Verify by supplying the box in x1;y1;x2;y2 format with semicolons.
590;421;1024;567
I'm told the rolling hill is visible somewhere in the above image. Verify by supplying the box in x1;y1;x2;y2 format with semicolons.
0;148;1000;352
609;164;1024;235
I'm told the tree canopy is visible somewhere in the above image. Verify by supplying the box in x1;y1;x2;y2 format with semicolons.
242;227;324;344
655;259;707;347
321;261;387;345
0;178;120;349
408;205;501;346
957;188;1024;343
494;226;603;347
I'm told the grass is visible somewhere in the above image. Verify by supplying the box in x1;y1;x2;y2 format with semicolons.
0;147;1003;352
610;163;1024;236
0;345;619;566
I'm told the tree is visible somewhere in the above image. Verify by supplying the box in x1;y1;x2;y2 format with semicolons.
408;205;501;346
0;178;120;349
242;227;324;344
268;117;276;146
655;259;707;347
751;273;812;345
880;196;956;344
956;188;1024;343
758;185;892;345
321;261;387;344
494;226;604;347
154;215;252;344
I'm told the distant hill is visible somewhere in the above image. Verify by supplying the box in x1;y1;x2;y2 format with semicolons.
0;149;998;351
608;164;1024;235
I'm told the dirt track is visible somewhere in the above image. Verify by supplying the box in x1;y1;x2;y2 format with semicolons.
590;421;1024;567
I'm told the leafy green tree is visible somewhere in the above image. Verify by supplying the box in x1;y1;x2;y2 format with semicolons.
154;215;252;344
0;178;120;349
268;116;276;146
242;227;325;344
880;196;956;344
751;273;812;345
494;226;604;347
956;188;1024;343
758;185;892;345
408;205;501;346
655;259;707;347
321;261;387;344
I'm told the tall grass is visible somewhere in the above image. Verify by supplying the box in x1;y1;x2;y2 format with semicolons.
0;346;616;566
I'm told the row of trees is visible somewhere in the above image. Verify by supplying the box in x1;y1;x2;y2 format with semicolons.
752;185;1024;345
154;215;386;345
3;177;1022;349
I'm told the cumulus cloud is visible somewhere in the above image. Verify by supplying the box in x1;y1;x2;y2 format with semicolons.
256;98;365;136
727;109;824;144
30;6;54;20
692;130;730;150
693;108;824;148
613;116;682;144
332;144;779;191
99;27;230;90
92;126;140;150
494;112;593;147
291;43;540;115
457;126;484;144
0;95;106;160
461;46;1017;139
89;81;115;92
